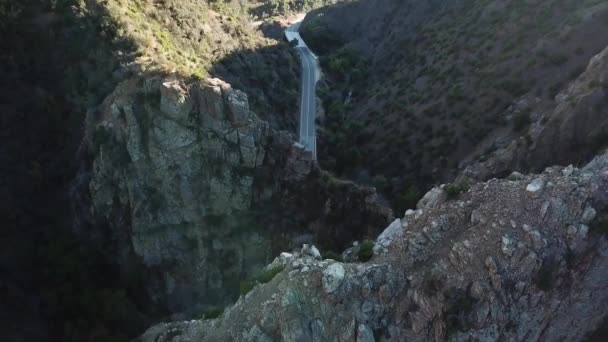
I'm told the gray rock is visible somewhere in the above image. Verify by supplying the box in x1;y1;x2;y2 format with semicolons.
322;263;345;293
373;218;403;254
508;171;525;180
160;80;193;121
526;178;545;192
225;88;249;124
301;244;322;260
582;206;597;224
417;187;447;209
356;324;375;342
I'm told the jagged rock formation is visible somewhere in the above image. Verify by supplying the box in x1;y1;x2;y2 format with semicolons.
87;76;392;315
463;44;608;181
140;152;608;341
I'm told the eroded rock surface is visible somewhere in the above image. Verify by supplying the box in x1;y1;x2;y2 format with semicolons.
140;152;608;341
87;77;392;315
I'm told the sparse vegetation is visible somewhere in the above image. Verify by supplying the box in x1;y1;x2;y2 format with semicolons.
201;307;224;320
358;240;375;262
324;250;344;262
240;264;284;296
255;265;285;283
304;0;608;213
240;280;256;295
445;181;470;199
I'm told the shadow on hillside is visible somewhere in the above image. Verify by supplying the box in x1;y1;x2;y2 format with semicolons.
257;20;286;40
209;40;301;133
0;2;165;342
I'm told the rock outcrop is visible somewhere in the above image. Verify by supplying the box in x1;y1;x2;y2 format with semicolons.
464;44;608;181
140;152;608;341
87;76;392;315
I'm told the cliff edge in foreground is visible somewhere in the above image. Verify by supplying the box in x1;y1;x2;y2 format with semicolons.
140;151;608;341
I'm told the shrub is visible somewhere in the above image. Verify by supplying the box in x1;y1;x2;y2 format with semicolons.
240;280;255;296
201;307;223;320
358;240;375;262
445;181;470;199
323;251;344;262
399;185;422;210
255;265;284;284
192;69;205;80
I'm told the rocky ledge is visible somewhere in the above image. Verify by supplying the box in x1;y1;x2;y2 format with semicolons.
140;151;608;341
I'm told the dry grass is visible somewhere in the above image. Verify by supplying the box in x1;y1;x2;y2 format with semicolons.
103;0;279;76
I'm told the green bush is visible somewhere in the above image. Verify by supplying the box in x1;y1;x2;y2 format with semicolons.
358;240;375;262
255;265;284;284
240;280;256;295
399;185;422;210
323;251;344;262
445;181;470;199
201;307;224;320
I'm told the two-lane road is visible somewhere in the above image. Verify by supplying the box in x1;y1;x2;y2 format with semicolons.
285;20;319;159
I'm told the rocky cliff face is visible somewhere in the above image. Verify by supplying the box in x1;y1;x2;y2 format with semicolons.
139;151;608;341
87;76;392;315
464;44;608;181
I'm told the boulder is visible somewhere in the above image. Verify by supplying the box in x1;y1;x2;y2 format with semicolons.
416;187;447;209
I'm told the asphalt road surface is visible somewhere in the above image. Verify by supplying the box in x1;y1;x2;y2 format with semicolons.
285;21;319;159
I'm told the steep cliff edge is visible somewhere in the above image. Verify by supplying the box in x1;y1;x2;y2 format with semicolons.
140;151;608;341
87;75;392;316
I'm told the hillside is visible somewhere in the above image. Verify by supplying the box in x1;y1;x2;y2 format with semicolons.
301;0;608;210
